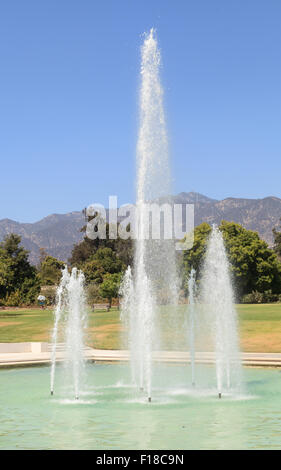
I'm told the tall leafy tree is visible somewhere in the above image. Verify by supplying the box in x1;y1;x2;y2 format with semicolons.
183;221;281;298
69;210;133;269
39;255;65;285
0;234;41;304
83;247;125;284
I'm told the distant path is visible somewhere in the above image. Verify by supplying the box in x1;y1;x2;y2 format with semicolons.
0;343;281;368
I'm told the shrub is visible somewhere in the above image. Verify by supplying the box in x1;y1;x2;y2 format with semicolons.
5;290;22;307
242;291;264;304
262;290;280;303
242;290;280;304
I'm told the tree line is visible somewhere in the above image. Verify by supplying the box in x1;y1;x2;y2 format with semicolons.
0;218;280;307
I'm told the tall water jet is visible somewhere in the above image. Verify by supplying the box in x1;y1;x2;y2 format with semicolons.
187;269;196;387
50;267;88;400
201;226;241;398
124;29;179;401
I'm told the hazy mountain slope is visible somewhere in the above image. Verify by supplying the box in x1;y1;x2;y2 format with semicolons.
0;212;85;265
0;193;280;264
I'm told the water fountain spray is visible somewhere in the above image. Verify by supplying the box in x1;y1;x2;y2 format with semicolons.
50;266;69;396
121;29;179;402
119;266;137;384
187;268;196;387
50;267;88;400
200;225;241;398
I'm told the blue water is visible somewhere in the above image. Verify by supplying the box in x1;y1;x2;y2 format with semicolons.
0;364;281;449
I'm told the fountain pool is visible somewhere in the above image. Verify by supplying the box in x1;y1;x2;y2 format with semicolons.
1;364;281;450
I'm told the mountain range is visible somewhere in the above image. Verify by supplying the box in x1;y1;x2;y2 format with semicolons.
0;192;280;264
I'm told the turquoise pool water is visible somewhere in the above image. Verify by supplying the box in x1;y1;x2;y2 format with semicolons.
0;364;281;449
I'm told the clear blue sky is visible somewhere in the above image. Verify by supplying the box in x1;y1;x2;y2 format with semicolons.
1;0;281;222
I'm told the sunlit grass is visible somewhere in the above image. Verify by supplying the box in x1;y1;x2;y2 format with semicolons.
0;304;280;352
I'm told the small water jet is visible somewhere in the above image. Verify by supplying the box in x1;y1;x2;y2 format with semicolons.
50;266;70;395
187;268;196;387
119;266;136;384
200;225;241;398
50;267;88;400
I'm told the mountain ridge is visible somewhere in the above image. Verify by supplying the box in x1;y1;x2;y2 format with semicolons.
0;193;280;264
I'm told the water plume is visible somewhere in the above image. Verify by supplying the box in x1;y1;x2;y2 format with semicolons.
187;268;196;387
50;267;88;400
200;226;242;397
121;29;179;401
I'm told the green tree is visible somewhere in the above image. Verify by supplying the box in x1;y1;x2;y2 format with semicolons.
69;210;133;269
39;255;65;285
221;221;281;295
83;247;124;284
183;221;281;299
0;234;41;305
273;219;281;259
99;272;122;308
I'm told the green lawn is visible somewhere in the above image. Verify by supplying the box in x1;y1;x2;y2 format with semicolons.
0;304;280;353
238;304;281;353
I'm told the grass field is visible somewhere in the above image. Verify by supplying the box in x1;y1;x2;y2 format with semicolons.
0;304;280;353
